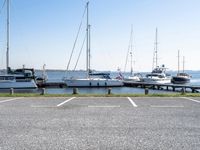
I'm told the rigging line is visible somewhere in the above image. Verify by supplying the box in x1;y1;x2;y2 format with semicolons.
66;4;87;71
73;33;86;71
0;0;6;16
124;27;133;73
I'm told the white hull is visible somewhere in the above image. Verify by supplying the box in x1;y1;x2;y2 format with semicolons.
142;77;171;84
123;76;141;82
0;80;37;89
65;78;123;87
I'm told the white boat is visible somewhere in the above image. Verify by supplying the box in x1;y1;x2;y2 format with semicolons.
142;28;171;84
0;74;37;89
124;73;142;82
0;0;37;89
142;65;171;84
65;73;123;87
64;2;123;87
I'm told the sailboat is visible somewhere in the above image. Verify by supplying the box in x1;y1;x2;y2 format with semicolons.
171;51;191;84
64;2;123;87
142;28;171;84
0;0;37;89
123;25;141;82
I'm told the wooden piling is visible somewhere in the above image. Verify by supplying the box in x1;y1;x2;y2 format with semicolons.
73;88;78;94
10;88;14;95
108;88;112;95
145;88;149;95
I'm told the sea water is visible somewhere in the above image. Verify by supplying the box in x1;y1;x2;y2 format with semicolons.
35;70;200;94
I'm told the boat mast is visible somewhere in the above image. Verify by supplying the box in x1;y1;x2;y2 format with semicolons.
86;1;89;77
6;0;10;73
88;24;91;73
155;28;158;68
178;50;180;74
152;28;158;70
130;25;133;76
183;56;185;73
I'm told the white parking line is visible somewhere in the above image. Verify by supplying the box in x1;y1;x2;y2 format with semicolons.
57;97;76;107
88;105;120;108
181;97;200;104
127;97;138;107
0;97;24;104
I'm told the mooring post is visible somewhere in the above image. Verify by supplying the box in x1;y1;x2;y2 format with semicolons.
192;88;195;93
10;88;14;95
181;88;186;95
173;87;175;91
41;88;45;95
73;88;78;94
108;88;112;95
145;88;149;95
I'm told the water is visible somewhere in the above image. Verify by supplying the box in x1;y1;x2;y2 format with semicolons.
35;70;200;94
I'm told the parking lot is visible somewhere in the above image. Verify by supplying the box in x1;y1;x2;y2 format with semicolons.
0;96;200;149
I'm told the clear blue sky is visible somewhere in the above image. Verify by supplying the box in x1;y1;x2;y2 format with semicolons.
0;0;199;72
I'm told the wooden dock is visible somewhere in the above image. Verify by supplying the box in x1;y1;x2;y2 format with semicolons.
123;81;200;93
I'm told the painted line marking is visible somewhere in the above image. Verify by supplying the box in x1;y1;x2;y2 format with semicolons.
57;97;76;107
0;97;24;104
181;97;200;104
88;105;120;108
127;97;138;107
150;105;184;108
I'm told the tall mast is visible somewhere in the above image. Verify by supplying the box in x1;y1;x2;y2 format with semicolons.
178;50;180;74
6;0;10;72
152;28;158;70
86;1;89;77
130;25;133;75
88;24;91;73
155;28;158;68
183;56;185;73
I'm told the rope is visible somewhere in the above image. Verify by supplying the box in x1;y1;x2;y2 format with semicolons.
124;28;133;73
66;4;87;71
73;33;86;71
0;0;6;16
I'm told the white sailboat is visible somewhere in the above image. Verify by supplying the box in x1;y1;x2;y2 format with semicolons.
123;25;141;82
142;28;171;84
64;2;123;87
0;0;37;89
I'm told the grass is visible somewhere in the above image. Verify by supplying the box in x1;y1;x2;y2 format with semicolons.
0;93;200;97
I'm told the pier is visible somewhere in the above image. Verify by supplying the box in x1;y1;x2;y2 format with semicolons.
123;81;200;93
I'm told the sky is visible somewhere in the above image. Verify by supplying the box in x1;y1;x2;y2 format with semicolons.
0;0;200;72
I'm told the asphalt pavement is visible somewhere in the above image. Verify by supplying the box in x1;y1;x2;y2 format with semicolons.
0;96;200;150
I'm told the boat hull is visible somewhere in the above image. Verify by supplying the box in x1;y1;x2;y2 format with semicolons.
142;77;171;84
65;78;123;87
171;76;190;84
0;80;37;89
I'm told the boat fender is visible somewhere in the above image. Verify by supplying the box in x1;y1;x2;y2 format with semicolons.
97;83;99;86
105;82;107;86
89;82;92;86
